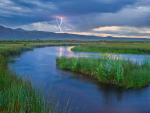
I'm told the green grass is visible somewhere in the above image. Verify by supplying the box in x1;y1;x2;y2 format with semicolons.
57;56;150;89
72;42;150;54
0;43;50;113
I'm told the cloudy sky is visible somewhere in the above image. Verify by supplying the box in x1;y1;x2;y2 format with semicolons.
0;0;150;38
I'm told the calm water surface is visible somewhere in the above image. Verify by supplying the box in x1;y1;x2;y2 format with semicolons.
9;46;150;113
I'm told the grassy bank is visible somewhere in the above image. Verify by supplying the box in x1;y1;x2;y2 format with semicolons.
72;42;150;54
0;43;49;113
57;56;150;89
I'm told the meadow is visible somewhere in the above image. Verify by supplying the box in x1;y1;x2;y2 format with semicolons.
57;56;150;89
72;41;150;54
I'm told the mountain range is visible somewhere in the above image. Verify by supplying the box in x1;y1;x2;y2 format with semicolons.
0;25;149;41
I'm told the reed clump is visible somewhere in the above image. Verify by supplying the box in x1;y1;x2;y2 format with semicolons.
0;43;48;113
57;56;150;89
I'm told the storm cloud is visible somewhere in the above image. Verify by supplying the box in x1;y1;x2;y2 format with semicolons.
0;0;149;38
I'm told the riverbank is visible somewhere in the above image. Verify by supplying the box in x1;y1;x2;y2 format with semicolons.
0;40;95;112
57;56;150;89
72;42;150;54
0;40;96;112
0;42;50;113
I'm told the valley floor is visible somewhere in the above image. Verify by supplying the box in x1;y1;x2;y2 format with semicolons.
1;40;150;112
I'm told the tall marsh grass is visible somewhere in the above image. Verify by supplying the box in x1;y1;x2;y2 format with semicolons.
57;56;150;89
0;44;49;113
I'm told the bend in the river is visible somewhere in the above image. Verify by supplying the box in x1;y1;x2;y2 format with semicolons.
9;46;150;113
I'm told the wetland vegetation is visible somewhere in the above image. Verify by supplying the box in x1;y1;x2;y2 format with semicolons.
1;40;150;113
57;55;150;89
0;43;46;113
72;42;150;54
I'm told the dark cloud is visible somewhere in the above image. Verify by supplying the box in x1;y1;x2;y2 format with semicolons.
0;0;149;38
51;0;137;15
66;0;150;31
0;0;138;25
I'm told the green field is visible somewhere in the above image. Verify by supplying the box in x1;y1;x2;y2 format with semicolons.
57;56;150;89
72;42;150;54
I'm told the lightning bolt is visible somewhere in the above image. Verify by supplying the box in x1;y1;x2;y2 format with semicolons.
56;16;64;33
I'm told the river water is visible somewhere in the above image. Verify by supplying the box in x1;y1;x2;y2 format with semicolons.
9;46;150;113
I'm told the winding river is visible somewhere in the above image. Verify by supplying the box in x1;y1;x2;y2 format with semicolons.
9;46;150;113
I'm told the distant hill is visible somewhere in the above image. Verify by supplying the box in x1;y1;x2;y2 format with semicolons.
0;25;67;40
0;25;149;41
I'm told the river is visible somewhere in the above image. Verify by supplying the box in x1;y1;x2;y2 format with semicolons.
9;46;150;113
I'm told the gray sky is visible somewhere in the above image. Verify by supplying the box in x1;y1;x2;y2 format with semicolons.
0;0;150;38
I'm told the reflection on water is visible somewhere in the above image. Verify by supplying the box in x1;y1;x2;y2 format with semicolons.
57;46;95;58
59;47;150;63
9;46;150;113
